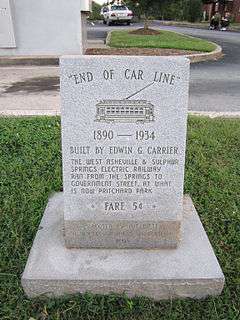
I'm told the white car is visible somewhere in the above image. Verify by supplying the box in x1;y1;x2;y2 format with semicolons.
101;5;133;26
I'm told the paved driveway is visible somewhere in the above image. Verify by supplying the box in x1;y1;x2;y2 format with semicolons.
89;21;240;113
0;22;239;115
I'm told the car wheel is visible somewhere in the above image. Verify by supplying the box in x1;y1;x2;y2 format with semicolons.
103;19;106;25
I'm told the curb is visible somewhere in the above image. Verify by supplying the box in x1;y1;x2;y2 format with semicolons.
0;110;60;116
105;31;112;46
1;110;239;118
161;29;223;62
105;30;222;63
185;43;222;63
87;39;107;49
189;111;240;118
0;56;59;67
0;32;222;66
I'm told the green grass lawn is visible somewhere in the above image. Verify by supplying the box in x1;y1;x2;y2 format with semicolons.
0;117;239;319
109;30;216;52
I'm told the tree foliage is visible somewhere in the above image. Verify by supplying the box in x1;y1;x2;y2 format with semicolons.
127;0;203;22
156;0;189;21
104;0;204;23
124;0;169;28
127;0;168;19
89;1;102;20
189;0;202;22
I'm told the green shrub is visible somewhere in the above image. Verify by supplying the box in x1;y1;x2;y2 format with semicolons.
88;1;102;21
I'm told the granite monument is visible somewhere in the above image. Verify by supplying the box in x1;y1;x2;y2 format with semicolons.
21;55;225;300
61;56;188;249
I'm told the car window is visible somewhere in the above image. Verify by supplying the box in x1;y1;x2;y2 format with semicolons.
111;5;127;10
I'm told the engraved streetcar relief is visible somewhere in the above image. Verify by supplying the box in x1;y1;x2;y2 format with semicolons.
95;100;154;124
95;82;155;123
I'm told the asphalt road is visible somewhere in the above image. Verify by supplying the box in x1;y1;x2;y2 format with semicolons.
0;22;239;114
89;21;240;112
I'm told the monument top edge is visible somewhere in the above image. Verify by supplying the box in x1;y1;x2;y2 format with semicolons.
60;55;190;64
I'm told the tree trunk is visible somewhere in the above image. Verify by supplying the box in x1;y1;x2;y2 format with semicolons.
144;13;149;30
144;20;149;29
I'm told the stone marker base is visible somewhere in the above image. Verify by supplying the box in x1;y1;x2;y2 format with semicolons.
64;218;181;249
21;193;224;300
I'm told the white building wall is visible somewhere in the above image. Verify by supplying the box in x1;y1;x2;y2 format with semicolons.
0;0;88;56
81;12;88;54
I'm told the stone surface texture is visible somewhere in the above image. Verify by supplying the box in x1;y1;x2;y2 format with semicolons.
0;0;87;55
60;56;189;248
21;193;225;300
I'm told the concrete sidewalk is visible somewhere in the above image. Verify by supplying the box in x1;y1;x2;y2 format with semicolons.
0;66;240;118
0;66;60;115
